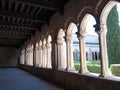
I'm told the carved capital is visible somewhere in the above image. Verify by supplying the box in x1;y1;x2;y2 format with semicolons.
57;38;63;45
77;31;87;39
66;34;72;42
98;24;107;35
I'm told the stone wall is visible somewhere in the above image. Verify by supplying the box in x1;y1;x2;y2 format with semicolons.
20;65;120;90
0;47;20;67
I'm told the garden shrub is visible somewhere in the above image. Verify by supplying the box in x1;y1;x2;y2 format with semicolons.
87;64;100;73
74;63;120;76
74;62;101;73
110;64;120;76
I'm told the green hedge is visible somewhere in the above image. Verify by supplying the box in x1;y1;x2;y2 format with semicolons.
110;64;120;76
87;65;100;73
74;63;120;76
74;64;100;73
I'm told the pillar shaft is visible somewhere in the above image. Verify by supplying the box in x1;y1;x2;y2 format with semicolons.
98;24;111;77
57;38;66;70
46;44;52;68
66;35;74;71
78;31;88;74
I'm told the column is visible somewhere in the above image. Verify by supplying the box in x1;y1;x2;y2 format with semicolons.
57;38;66;70
23;50;25;64
26;48;29;65
39;42;43;67
36;46;39;67
24;49;27;65
27;49;29;65
77;31;88;74
41;45;43;67
98;24;111;77
42;40;47;68
66;34;74;71
46;43;52;68
30;46;33;66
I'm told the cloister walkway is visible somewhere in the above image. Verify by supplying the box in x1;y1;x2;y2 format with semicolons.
0;68;63;90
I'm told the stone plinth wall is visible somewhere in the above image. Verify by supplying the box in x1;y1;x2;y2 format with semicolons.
20;65;120;90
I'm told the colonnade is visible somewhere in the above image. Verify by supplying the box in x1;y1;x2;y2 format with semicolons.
19;0;119;78
20;37;52;69
19;23;111;77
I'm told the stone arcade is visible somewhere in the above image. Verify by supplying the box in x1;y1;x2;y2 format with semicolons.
0;0;120;90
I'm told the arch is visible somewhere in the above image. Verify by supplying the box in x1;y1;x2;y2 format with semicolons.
36;42;39;48
66;22;78;71
35;42;39;67
80;14;95;32
38;40;43;67
98;1;120;77
43;38;47;45
77;6;94;24
46;35;52;68
100;1;119;25
57;28;67;70
47;35;52;43
42;38;47;68
64;17;77;31
39;40;42;47
67;22;77;35
78;13;97;73
57;28;65;39
31;44;34;50
29;44;33;66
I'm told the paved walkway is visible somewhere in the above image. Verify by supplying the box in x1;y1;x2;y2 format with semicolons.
0;68;63;90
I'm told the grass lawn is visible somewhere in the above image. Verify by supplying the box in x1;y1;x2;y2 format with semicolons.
74;61;120;76
74;60;101;73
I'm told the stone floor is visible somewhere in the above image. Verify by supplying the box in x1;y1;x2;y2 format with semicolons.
0;68;63;90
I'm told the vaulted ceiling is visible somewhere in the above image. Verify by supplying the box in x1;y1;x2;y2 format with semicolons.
0;0;69;47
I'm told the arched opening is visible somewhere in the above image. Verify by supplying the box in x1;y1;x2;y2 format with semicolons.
66;23;79;71
46;35;52;68
100;1;120;77
35;42;39;67
38;40;42;67
42;38;47;68
57;29;67;70
102;1;120;77
26;46;29;65
29;44;33;66
80;14;100;74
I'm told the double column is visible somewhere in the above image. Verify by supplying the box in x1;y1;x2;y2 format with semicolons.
38;41;43;67
46;43;52;68
66;34;74;71
57;37;67;70
77;31;88;74
98;24;111;77
42;39;47;68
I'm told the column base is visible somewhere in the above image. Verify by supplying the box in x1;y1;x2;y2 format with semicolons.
66;67;75;71
99;69;112;78
57;67;66;71
79;69;89;74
